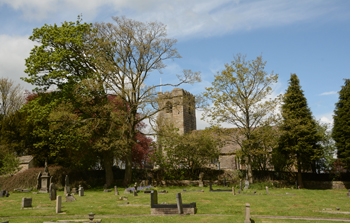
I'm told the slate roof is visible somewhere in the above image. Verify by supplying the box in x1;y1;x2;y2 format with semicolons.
18;155;34;164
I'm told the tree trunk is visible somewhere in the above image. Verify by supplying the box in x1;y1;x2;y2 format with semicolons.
247;159;253;184
123;150;132;186
102;151;114;187
297;160;304;188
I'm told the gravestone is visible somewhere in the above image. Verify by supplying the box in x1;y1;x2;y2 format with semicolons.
0;190;6;197
240;179;242;191
36;172;42;190
223;178;227;187
124;189;131;194
244;180;249;190
176;193;183;214
198;172;204;187
64;175;70;195
244;203;251;223
49;183;56;201
66;194;76;202
347;189;350;197
232;187;235;195
266;186;269;195
133;190;138;196
39;160;50;193
21;197;32;208
4;191;9;197
209;182;213;191
114;186;119;195
79;185;84;196
56;195;61;213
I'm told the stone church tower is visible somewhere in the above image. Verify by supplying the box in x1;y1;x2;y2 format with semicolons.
157;88;196;134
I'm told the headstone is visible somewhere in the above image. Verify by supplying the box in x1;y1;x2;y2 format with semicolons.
124;189;131;194
347;189;350;197
0;190;6;197
5;191;10;197
176;193;184;214
223;178;226;187
103;189;111;193
240;179;242;191
114;186;119;195
49;183;56;201
133;190;138;196
21;197;32;208
244;203;251;223
232;187;235;195
36;172;42;190
209;182;213;191
199;172;204;187
151;190;158;205
66;195;76;202
64;175;70;195
56;195;61;213
266;186;269;195
244;180;249;190
39;160;50;193
79;185;84;197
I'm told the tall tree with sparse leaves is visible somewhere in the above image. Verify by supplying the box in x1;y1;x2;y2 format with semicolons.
277;74;322;188
332;79;350;170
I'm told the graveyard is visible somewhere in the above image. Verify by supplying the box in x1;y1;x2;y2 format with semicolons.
1;183;350;223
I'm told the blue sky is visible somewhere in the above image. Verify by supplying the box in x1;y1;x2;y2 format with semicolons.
0;0;349;129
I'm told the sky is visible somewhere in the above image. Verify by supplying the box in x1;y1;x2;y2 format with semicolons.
0;0;349;130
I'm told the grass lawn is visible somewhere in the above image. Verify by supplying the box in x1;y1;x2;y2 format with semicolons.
0;185;349;223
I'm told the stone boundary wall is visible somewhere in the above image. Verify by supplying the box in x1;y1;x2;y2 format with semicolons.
304;181;350;189
153;180;229;186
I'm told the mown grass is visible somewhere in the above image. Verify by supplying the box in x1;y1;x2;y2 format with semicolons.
0;185;349;223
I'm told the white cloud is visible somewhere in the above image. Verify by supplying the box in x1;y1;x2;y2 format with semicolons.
320;91;337;96
0;35;35;90
1;0;343;39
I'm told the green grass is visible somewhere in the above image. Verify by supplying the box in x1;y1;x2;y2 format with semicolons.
1;185;349;223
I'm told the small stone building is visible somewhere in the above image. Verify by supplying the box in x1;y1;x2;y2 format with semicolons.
18;155;35;172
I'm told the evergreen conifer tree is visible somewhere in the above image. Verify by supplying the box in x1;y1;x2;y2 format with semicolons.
277;74;322;188
332;79;350;169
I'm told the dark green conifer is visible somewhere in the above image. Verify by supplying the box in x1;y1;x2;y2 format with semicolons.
332;79;350;169
277;74;322;188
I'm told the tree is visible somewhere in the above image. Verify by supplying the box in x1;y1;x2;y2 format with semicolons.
0;78;25;119
92;17;201;185
153;125;220;178
276;74;322;188
332;79;350;170
202;54;280;183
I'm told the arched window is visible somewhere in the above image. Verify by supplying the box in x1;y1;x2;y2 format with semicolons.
165;101;172;113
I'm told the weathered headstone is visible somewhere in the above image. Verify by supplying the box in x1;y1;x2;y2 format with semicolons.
151;190;158;205
347;189;350;197
232;187;235;195
21;197;32;208
209;182;213;191
79;185;84;197
64;175;70;195
36;172;42;190
114;186;119;195
198;172;204;187
39;160;50;193
124;189;131;194
0;190;6;197
133;190;138;196
66;194;76;202
244;203;251;223
49;183;56;201
240;179;242;191
244;180;249;190
5;191;9;197
176;193;184;214
56;195;61;213
266;186;269;195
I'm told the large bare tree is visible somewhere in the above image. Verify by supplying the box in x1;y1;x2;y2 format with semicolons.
0;78;25;119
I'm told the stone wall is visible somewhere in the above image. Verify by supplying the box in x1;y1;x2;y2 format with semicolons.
304;181;350;189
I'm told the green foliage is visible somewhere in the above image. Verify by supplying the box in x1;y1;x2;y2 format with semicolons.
276;74;323;181
332;79;350;169
203;54;280;182
153;126;220;178
0;151;21;175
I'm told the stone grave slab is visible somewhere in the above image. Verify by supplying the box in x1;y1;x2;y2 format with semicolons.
21;197;32;208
